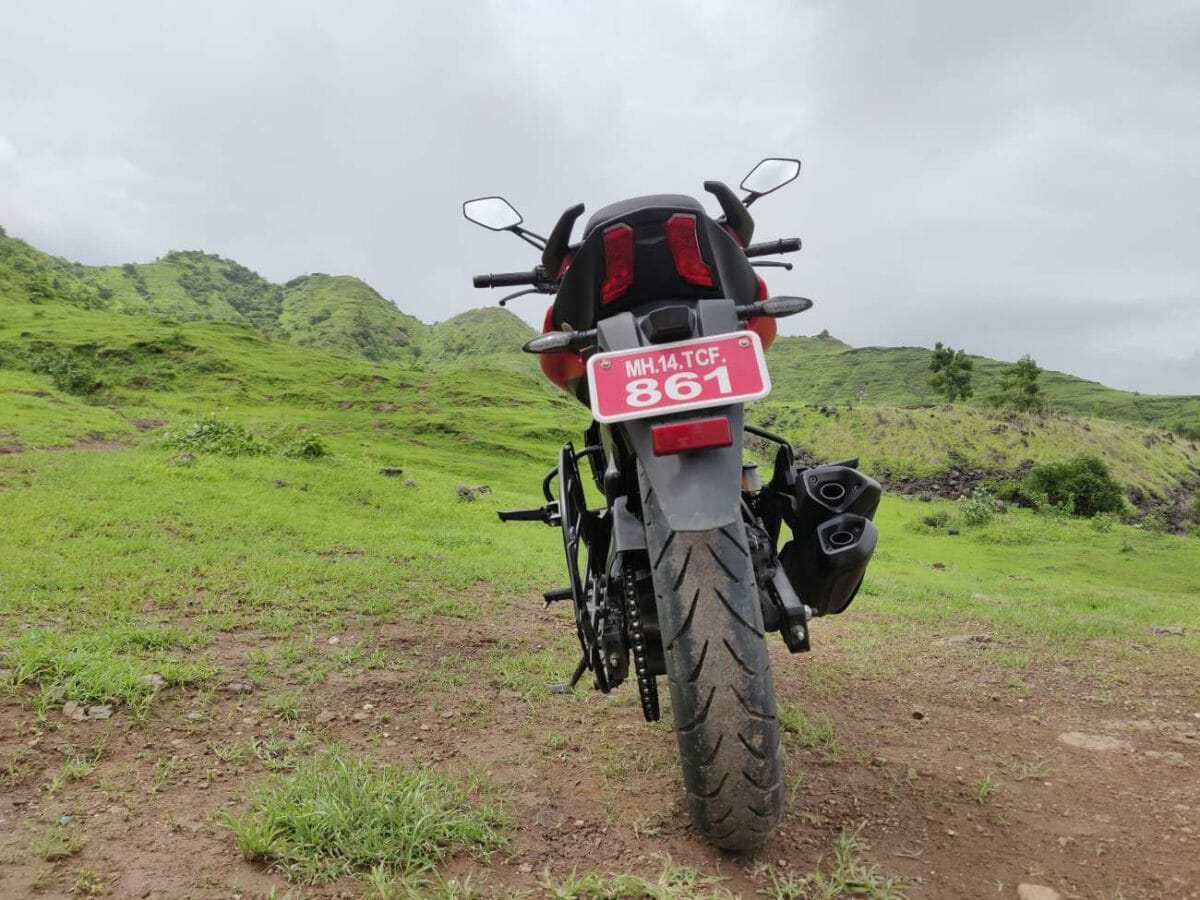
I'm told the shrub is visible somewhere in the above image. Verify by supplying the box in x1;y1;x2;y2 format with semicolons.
1023;455;1124;518
30;350;98;396
1089;513;1116;533
959;486;1001;527
280;433;327;459
161;417;268;457
921;511;951;529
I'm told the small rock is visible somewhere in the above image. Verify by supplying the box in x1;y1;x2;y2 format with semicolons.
1144;750;1188;767
1058;732;1131;752
141;673;167;691
272;479;289;488
58;815;73;826
378;467;404;477
351;712;366;722
919;493;933;502
518;863;533;874
441;710;455;719
947;527;960;535
316;710;337;724
1017;885;1061;900
0;668;13;681
1150;625;1185;637
224;682;253;695
185;711;205;721
912;708;926;720
327;636;341;645
403;478;417;488
63;701;87;721
574;819;585;827
419;724;431;731
932;562;946;570
87;704;114;719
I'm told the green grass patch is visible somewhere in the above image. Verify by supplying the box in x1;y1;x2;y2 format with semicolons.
223;747;505;884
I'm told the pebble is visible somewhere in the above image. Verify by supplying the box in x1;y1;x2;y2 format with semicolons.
224;682;253;695
912;708;926;720
518;863;533;874
87;704;113;719
62;701;87;721
141;673;167;691
327;636;341;645
1017;885;1061;900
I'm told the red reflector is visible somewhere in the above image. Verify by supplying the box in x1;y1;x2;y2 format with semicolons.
601;224;634;304
651;416;732;456
664;213;714;287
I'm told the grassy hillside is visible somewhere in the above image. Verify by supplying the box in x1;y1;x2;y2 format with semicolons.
768;333;1200;434
426;306;535;362
278;274;427;362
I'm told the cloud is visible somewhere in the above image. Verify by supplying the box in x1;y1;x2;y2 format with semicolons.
1;0;1197;393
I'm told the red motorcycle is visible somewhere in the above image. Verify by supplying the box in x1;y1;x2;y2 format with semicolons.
465;158;880;849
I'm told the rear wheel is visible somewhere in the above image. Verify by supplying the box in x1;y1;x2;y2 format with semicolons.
640;467;785;850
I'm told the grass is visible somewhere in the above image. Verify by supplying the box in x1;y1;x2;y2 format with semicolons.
756;825;912;899
539;854;731;899
779;708;841;761
222;747;506;884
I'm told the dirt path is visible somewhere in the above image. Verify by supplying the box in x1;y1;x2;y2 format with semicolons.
2;610;1197;899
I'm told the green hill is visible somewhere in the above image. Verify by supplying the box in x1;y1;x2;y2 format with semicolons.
768;334;1200;435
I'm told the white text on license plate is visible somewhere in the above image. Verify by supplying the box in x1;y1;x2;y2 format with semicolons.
586;331;771;424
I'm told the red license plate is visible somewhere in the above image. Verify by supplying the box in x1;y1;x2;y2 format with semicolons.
586;331;771;424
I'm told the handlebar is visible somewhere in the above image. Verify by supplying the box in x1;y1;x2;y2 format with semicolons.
744;237;802;258
472;270;540;289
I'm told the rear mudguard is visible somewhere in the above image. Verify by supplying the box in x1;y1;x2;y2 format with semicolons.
596;299;746;533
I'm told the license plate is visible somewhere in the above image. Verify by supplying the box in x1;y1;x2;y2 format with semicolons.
586;331;771;424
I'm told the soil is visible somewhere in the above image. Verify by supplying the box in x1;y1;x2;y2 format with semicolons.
1;609;1197;899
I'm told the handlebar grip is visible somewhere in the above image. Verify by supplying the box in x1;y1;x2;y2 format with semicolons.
744;238;802;258
473;270;538;288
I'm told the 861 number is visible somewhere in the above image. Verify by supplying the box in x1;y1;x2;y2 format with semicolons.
625;366;732;408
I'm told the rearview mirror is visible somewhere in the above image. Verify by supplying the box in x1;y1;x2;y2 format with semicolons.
740;158;801;197
463;196;523;231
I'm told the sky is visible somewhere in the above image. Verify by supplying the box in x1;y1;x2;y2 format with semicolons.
1;0;1198;394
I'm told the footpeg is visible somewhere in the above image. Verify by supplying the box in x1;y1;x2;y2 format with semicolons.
542;586;573;606
498;502;560;526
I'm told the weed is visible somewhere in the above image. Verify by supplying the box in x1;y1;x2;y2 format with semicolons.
32;825;84;862
45;739;106;794
975;773;1001;805
161;416;268;457
72;867;105;896
1018;758;1052;781
222;747;505;884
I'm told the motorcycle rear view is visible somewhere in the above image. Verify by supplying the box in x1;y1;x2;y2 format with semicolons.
465;158;881;850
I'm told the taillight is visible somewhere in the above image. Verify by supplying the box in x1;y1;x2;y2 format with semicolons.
664;214;714;287
601;224;634;304
651;416;732;456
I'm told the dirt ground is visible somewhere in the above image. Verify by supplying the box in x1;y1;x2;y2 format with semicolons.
2;605;1197;900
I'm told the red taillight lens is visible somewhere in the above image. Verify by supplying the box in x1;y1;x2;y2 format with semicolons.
651;416;732;456
664;214;714;287
601;224;634;304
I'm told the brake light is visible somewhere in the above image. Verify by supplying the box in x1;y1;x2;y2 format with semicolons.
601;224;634;304
664;214;714;287
651;416;732;455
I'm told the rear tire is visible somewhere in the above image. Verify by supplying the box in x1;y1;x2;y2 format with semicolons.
640;468;784;851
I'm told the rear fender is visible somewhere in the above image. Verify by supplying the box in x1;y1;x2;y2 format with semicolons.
596;299;745;533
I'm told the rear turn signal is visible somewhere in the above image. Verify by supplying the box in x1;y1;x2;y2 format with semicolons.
601;224;634;304
664;214;714;287
651;416;732;456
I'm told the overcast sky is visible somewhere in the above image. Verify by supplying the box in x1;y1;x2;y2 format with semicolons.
2;1;1198;393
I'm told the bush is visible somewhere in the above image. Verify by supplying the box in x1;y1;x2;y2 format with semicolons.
161;417;268;457
921;511;951;529
1089;513;1116;533
1023;455;1124;518
30;350;98;396
280;433;327;459
959;486;1002;527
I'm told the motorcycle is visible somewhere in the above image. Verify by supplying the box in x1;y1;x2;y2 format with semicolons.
463;158;881;850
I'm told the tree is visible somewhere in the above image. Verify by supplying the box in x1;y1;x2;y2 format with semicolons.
990;354;1045;412
928;342;974;402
